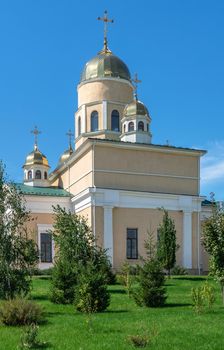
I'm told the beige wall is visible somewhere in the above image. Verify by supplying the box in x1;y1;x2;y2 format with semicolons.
111;207;183;270
94;145;200;196
51;148;93;196
78;80;133;107
25;213;54;244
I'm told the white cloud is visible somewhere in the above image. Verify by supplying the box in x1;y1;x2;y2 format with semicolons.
200;141;224;185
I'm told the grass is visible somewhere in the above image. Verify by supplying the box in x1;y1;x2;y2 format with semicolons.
0;276;224;349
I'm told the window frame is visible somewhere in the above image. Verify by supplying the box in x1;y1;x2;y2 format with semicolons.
91;111;99;132
35;170;41;179
138;121;144;131
126;228;138;259
128;121;134;132
40;232;52;263
111;110;120;132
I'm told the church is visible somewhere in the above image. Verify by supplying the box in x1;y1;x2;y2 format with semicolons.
16;12;211;273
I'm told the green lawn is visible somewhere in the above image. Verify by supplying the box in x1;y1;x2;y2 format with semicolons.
0;276;223;350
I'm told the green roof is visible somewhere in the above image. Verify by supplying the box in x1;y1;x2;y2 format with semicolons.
15;183;71;197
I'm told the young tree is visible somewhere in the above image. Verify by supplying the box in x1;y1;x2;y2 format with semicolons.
51;205;111;308
157;209;178;278
202;200;224;304
0;161;39;299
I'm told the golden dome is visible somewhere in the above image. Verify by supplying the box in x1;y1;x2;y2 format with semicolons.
81;50;131;83
23;146;49;168
58;147;73;165
124;99;150;118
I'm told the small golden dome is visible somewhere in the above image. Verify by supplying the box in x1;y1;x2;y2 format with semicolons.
81;50;131;82
124;99;150;118
58;147;73;165
23;146;49;168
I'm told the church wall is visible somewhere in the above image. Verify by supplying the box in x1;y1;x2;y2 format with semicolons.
192;212;200;271
112;207;183;270
94;145;199;196
51;149;93;196
25;213;54;243
78;80;133;107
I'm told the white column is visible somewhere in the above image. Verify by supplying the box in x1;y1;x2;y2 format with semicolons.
103;205;113;265
182;211;192;268
81;105;86;133
102;100;107;129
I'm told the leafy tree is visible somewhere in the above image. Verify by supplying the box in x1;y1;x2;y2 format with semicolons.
157;209;178;278
202;200;224;304
51;206;111;306
0;161;39;299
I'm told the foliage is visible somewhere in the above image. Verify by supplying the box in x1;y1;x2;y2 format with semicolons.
0;298;44;326
50;206;111;305
171;265;188;276
191;281;215;313
133;259;167;307
202;199;224;304
127;324;158;348
191;287;204;314
202;281;215;309
157;209;178;278
117;262;136;297
74;260;110;313
0;161;39;299
18;324;47;349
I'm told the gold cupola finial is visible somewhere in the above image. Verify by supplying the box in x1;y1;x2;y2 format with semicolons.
132;73;142;100
97;10;114;54
31;126;41;151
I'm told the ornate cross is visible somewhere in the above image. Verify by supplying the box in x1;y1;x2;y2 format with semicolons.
31;126;41;149
132;73;142;99
97;10;114;52
66;129;74;149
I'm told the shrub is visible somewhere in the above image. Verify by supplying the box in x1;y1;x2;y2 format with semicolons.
128;334;149;348
50;260;77;304
191;287;204;314
133;259;166;307
118;262;136;297
74;261;110;313
202;281;215;309
18;324;47;349
0;298;44;326
171;265;188;276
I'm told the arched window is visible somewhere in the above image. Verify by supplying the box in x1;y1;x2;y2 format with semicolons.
28;170;32;180
111;110;120;131
138;121;144;131
128;121;134;132
44;171;48;180
124;124;126;133
91;111;98;132
78;116;81;136
35;170;41;179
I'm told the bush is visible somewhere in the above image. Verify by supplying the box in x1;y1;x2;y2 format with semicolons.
171;265;188;276
133;259;167;307
32;267;54;276
118;262;137;297
19;323;47;349
74;261;110;313
50;260;77;304
0;298;44;326
202;281;215;309
191;287;204;314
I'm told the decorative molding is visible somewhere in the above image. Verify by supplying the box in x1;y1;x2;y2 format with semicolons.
95;168;198;181
25;195;71;214
102;100;107;129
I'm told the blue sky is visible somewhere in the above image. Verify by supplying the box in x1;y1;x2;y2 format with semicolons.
0;0;224;199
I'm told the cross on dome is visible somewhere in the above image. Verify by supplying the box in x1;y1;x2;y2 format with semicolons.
31;126;41;150
97;10;114;53
66;129;74;150
132;73;142;99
